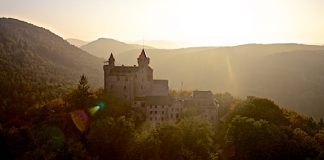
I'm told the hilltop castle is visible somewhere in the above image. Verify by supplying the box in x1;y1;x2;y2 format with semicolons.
103;49;169;103
103;49;218;125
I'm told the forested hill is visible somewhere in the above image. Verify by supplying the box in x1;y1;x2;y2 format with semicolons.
0;18;103;113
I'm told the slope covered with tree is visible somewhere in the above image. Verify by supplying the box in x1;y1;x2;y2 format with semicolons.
0;18;103;118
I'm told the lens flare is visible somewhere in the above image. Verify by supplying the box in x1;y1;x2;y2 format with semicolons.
70;110;89;132
89;102;105;115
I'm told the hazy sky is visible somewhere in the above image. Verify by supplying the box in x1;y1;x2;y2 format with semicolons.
1;0;324;46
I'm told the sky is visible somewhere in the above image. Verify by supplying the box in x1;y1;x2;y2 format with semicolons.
1;0;324;46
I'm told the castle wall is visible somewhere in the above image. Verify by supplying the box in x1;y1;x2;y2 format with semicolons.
134;67;153;97
151;80;169;96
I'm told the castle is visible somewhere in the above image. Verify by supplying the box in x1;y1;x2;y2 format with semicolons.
103;49;218;125
103;49;169;103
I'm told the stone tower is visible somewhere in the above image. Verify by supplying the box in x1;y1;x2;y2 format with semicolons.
108;53;115;66
135;49;153;97
137;49;150;67
103;53;115;90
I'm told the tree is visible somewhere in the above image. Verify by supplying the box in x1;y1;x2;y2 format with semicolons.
229;97;288;125
226;116;286;160
178;117;214;160
65;74;94;110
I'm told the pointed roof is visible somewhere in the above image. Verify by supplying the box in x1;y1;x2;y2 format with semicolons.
109;52;115;60
139;49;147;58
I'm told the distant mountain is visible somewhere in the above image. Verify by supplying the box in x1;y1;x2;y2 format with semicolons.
66;38;88;47
134;40;191;49
113;44;324;119
80;38;153;59
0;18;103;110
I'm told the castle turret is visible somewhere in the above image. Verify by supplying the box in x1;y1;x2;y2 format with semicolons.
108;53;115;66
137;49;150;67
104;53;115;90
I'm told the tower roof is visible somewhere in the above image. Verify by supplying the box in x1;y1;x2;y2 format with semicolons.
109;52;115;60
139;49;147;58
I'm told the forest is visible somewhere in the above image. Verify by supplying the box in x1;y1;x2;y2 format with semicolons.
0;75;323;160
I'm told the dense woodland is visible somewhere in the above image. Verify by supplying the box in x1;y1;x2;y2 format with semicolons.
0;75;323;160
0;18;324;159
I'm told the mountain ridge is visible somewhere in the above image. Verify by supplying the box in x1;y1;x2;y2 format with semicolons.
80;38;153;58
0;18;104;110
66;38;88;47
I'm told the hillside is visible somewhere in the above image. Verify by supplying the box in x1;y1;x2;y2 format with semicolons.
80;38;153;58
0;18;103;111
66;38;88;47
111;44;324;119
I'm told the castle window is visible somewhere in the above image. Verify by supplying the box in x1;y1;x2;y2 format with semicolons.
162;111;164;114
150;105;152;109
150;111;153;114
124;86;127;90
176;113;179;118
155;111;157;114
161;117;164;121
171;114;173;118
150;118;152;121
110;85;113;89
162;105;164;108
125;77;128;81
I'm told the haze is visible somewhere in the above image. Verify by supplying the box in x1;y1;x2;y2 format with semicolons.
1;0;324;46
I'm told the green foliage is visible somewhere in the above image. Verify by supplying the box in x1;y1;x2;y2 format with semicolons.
214;92;240;118
0;18;103;121
129;117;215;160
229;97;288;125
65;74;94;110
22;125;65;160
87;116;135;160
218;97;324;159
179;117;214;160
226;116;286;160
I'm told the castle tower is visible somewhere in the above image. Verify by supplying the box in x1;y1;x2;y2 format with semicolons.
108;53;115;66
137;49;150;67
103;53;115;90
